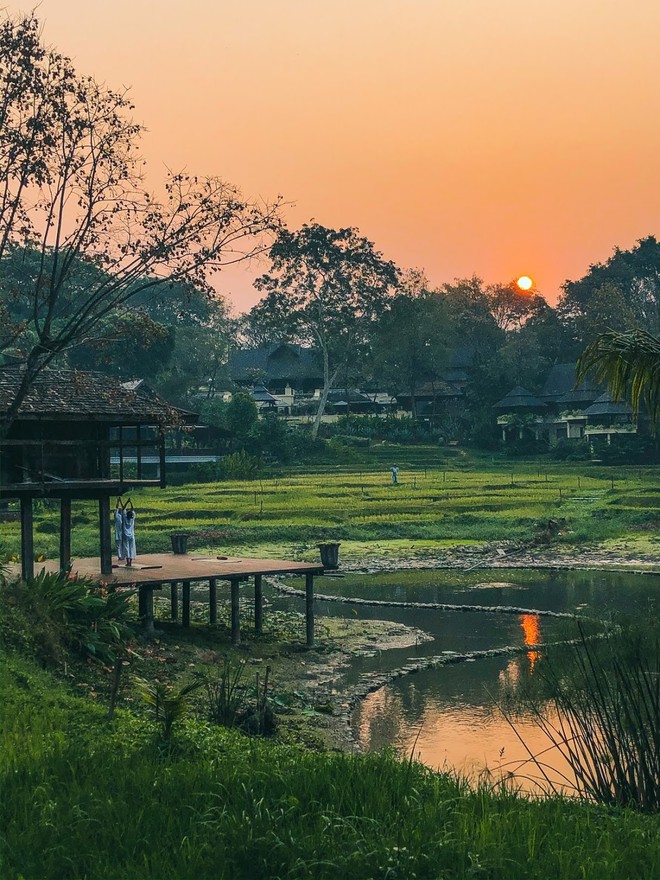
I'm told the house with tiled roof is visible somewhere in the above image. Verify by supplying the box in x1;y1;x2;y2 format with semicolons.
494;363;638;446
0;367;195;579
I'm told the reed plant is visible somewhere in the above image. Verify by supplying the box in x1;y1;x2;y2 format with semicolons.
517;622;660;811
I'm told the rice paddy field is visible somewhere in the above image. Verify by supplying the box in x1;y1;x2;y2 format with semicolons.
2;445;659;564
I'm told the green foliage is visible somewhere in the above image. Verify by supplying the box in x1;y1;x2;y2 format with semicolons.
132;675;202;741
334;413;440;443
550;439;592;461
2;650;660;879
0;571;133;665
193;655;248;727
220;450;261;480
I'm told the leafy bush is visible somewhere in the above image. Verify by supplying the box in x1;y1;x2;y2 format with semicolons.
220;450;261;480
132;675;202;741
332;414;441;444
592;435;660;465
550;439;592;461
1;571;133;665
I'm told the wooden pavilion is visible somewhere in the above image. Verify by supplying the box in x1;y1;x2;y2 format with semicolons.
1;366;326;645
0;367;194;580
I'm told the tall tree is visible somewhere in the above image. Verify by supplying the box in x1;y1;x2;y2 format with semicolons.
559;236;660;345
250;223;399;438
370;289;450;419
0;13;279;433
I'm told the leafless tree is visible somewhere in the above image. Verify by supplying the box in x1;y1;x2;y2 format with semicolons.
0;13;280;432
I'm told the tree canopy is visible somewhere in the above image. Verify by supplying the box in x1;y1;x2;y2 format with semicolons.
250;223;399;438
0;13;279;430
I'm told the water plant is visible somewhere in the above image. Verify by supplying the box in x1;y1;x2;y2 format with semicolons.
517;623;660;811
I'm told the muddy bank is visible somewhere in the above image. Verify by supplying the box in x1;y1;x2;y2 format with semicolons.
336;542;660;575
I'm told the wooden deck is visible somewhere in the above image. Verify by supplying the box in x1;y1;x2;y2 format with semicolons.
23;553;325;646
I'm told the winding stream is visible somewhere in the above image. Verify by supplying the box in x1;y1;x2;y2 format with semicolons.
276;567;660;789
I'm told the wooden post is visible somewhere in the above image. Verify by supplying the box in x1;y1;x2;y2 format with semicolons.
159;430;166;489
144;585;155;638
118;426;124;485
138;585;147;619
59;497;72;572
254;574;263;634
20;496;34;581
171;582;179;620
182;580;191;627
209;578;217;624
230;578;240;646
99;497;112;576
305;572;314;647
136;424;142;480
139;585;156;638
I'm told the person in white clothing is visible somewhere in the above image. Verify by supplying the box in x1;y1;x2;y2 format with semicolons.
122;502;136;566
114;498;125;562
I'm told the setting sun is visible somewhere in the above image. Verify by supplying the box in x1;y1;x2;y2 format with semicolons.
516;276;534;291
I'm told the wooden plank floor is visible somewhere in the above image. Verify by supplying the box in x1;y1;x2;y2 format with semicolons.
18;553;324;586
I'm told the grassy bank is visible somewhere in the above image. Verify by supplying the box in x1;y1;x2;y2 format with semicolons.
2;447;659;564
2;649;660;880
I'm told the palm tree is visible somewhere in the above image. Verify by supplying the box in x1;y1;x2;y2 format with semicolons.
577;329;660;430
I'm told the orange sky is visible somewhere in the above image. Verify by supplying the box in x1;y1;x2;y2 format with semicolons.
12;0;660;311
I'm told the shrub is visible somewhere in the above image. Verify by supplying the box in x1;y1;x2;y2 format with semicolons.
1;571;133;665
220;450;261;480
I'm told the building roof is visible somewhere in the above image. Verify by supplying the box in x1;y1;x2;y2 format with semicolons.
229;343;322;384
582;393;633;418
0;367;196;423
539;362;601;401
492;385;546;410
540;363;578;399
556;386;601;406
251;384;277;403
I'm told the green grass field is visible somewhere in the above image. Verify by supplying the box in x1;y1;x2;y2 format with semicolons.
3;446;658;564
2;650;660;880
2;446;660;878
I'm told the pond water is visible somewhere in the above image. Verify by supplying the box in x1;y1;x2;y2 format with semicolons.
277;568;660;790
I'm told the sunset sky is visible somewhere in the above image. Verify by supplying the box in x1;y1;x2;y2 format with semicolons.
10;0;660;311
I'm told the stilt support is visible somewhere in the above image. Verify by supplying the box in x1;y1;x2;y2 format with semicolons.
182;580;191;627
59;498;71;572
20;496;34;582
305;572;315;647
209;578;217;624
254;574;263;634
230;578;241;645
99;497;112;576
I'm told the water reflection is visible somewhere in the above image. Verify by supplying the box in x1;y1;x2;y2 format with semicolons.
355;657;575;793
276;568;659;790
519;613;541;670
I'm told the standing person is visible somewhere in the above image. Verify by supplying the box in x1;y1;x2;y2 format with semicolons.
114;497;125;563
391;465;399;485
122;499;137;567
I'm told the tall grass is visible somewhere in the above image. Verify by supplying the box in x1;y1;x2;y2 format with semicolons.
517;624;660;811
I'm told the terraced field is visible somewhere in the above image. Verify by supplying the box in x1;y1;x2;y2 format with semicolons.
1;446;658;562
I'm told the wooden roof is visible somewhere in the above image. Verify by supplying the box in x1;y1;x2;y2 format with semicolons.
492;385;546;410
0;367;196;424
583;393;633;418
